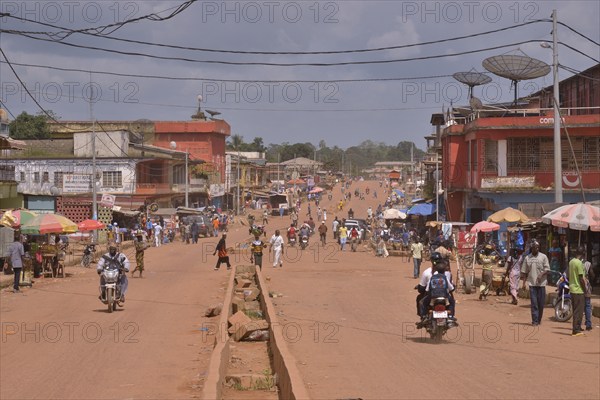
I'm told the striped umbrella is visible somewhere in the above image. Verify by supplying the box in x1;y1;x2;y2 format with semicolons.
21;214;79;234
542;203;600;232
1;209;38;227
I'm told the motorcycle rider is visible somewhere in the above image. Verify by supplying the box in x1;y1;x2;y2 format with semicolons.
97;242;130;303
287;223;297;245
299;224;310;241
416;253;456;318
417;257;456;328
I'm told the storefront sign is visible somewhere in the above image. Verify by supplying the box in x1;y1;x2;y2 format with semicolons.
63;174;91;193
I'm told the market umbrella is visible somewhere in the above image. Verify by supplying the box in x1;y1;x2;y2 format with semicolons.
1;209;37;227
309;187;324;194
470;220;500;233
21;214;79;234
393;189;405;198
0;210;16;227
407;203;435;216
383;208;407;220
541;203;600;232
487;207;529;223
77;219;106;232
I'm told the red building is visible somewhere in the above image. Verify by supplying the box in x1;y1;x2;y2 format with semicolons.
153;119;230;183
439;64;600;222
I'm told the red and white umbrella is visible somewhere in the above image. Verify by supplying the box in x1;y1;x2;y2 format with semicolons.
470;220;500;233
542;203;600;232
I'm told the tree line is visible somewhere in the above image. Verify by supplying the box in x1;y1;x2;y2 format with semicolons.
227;134;426;175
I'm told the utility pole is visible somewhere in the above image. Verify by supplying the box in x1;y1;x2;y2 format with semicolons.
552;9;563;202
236;150;240;215
185;148;189;207
89;72;97;242
411;143;414;188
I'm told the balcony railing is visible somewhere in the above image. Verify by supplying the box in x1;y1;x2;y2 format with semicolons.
449;106;600;125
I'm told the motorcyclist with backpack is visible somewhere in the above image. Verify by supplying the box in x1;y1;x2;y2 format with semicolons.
416;252;456;324
287;224;297;245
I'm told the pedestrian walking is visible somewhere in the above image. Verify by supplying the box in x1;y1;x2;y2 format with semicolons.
569;246;587;336
584;257;594;331
250;233;267;270
506;248;525;305
262;209;269;225
269;230;284;267
332;217;340;240
323;208;327;221
410;238;424;279
338;225;348;251
191;220;199;244
131;232;148;278
290;209;298;227
279;206;285;218
213;233;231;270
520;240;550;326
212;217;220;237
153;223;163;247
184;222;191;244
317;207;322;221
318;221;328;246
7;232;25;293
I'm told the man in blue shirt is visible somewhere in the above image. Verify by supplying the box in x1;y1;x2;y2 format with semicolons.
8;232;25;293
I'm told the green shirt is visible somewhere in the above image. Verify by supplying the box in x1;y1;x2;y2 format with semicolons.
568;258;585;295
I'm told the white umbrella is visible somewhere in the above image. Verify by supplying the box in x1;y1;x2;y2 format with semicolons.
383;208;407;220
541;203;600;232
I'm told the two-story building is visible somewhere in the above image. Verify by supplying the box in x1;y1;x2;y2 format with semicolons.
438;64;600;222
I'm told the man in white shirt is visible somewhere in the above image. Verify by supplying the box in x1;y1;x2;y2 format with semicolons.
269;230;285;268
153;223;163;247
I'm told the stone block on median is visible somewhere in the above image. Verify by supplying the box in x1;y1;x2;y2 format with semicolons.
231;296;246;314
232;319;269;342
244;287;261;302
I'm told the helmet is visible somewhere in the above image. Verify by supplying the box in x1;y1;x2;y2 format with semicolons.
430;252;443;265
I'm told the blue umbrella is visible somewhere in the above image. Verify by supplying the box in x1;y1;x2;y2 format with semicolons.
393;189;405;198
407;203;435;216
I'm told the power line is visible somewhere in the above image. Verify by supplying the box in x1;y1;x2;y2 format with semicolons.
559;41;600;63
559;64;600;82
0;60;458;83
1;30;543;67
5;15;549;56
557;21;600;47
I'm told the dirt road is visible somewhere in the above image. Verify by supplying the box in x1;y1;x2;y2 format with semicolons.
265;179;600;399
0;231;245;399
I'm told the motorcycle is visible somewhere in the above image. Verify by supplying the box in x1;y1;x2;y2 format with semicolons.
553;272;572;322
300;235;309;250
99;258;125;313
288;234;297;247
423;297;455;342
81;243;96;268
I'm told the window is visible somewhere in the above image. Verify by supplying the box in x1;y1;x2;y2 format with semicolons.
42;171;49;183
54;172;67;188
20;172;25;182
34;172;40;183
508;138;541;173
483;140;498;172
102;171;122;187
583;137;600;171
173;165;185;184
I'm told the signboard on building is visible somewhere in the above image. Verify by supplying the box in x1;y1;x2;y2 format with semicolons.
481;176;535;189
100;193;116;208
209;184;225;197
63;174;92;193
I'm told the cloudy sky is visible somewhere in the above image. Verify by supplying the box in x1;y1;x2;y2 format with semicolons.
1;0;598;150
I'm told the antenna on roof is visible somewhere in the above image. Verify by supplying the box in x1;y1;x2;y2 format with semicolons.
191;95;207;120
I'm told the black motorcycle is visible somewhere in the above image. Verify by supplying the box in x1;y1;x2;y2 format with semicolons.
81;244;96;268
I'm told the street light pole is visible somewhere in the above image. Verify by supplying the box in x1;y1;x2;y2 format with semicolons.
552;9;563;203
185;148;189;207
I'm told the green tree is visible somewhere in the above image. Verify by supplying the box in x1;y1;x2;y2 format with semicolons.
8;111;52;139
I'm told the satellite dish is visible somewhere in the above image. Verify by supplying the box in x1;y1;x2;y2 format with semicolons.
453;69;492;99
482;52;550;106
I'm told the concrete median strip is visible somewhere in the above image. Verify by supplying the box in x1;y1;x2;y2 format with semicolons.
201;264;310;399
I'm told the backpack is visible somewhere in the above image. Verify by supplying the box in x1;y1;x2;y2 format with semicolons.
429;273;449;298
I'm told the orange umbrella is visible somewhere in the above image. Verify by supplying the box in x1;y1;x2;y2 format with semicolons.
487;207;529;223
77;219;106;232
